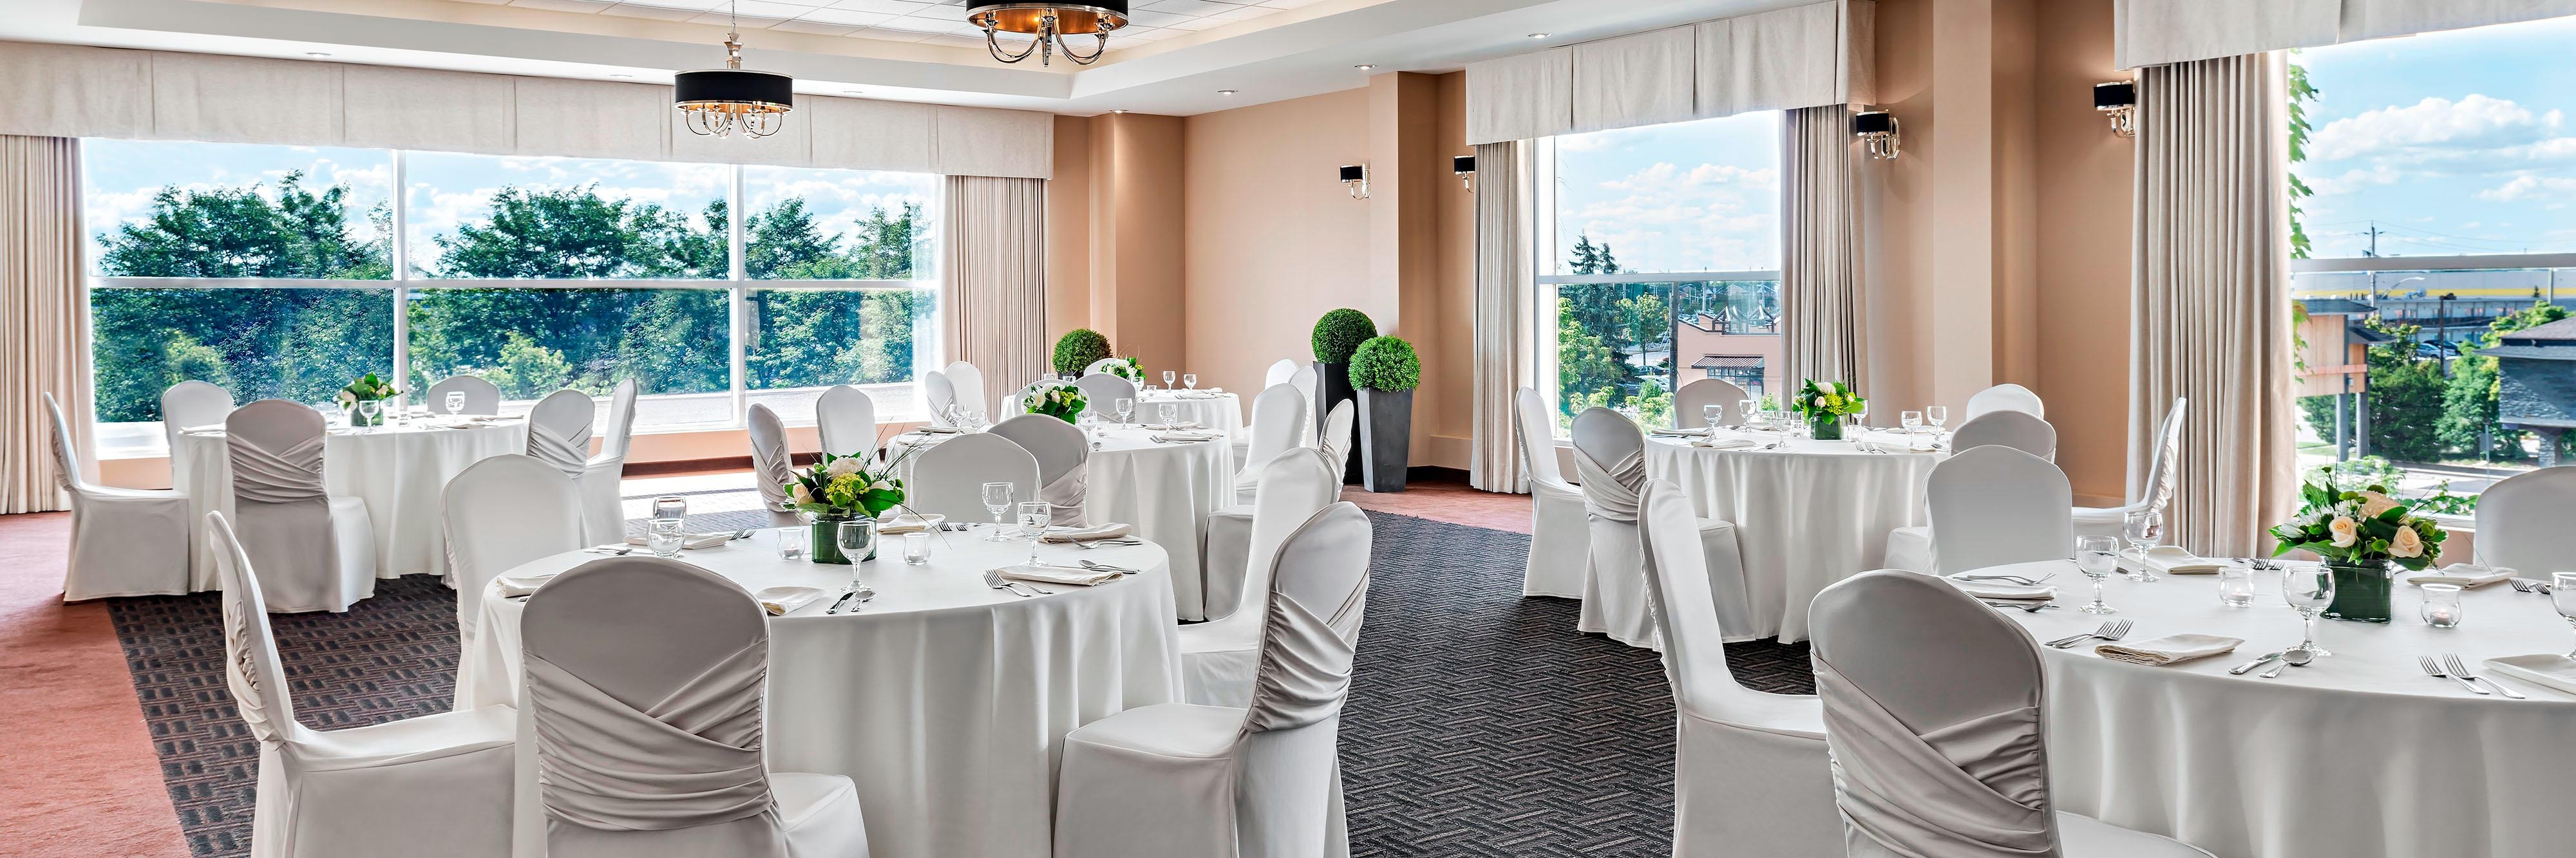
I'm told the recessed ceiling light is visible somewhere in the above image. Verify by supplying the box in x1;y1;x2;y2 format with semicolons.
1111;109;1129;114
1355;64;1376;71
305;51;332;58
1218;89;1238;96
1527;32;1549;39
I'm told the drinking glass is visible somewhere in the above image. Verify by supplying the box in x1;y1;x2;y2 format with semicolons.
2419;583;2465;628
837;518;876;568
1702;404;1723;433
904;532;933;565
962;409;986;430
1735;399;1756;429
2121;510;2165;581
773;527;807;561
1018;501;1052;564
1162;371;1177;390
445;391;467;416
2217;566;2257;608
1926;405;1949;431
2282;564;2336;656
1183;373;1198;390
1159;403;1179;427
357;399;381;432
2074;536;2121;615
650;496;687;523
647;517;686;557
1847;400;1870;433
2554;572;2576;659
1114;398;1135;424
1902;410;1924;433
981;481;1015;541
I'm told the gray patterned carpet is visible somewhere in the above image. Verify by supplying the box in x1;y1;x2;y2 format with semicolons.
107;505;1814;857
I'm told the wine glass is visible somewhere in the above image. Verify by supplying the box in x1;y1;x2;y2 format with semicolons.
1018;501;1052;565
357;399;381;432
2554;572;2576;659
1926;405;1949;433
1735;399;1756;429
837;518;876;568
1159;403;1178;427
961;409;986;431
1847;400;1871;434
2282;564;2336;657
1113;397;1135;424
980;481;1014;541
1702;404;1722;433
2074;536;2121;615
1182;373;1198;390
2122;510;2165;581
1162;371;1177;391
1902;410;1924;433
445;390;467;416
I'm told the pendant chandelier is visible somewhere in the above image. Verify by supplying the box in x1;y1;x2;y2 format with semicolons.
675;1;793;138
967;1;1129;66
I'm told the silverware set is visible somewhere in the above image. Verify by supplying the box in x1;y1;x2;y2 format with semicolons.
2047;620;2133;649
1982;601;2056;612
1068;538;1144;549
981;569;1050;597
2420;653;2523;698
824;584;876;615
1957;572;2056;586
2507;578;2556;595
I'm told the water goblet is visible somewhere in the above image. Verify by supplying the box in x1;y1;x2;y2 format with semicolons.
903;532;933;565
357;399;381;432
445;390;467;416
1183;373;1198;390
1926;405;1949;432
1113;398;1135;424
2420;583;2465;628
647;517;686;557
2075;536;2121;615
2282;564;2336;657
1162;371;1177;390
1735;399;1757;428
2122;510;2166;581
1902;410;1924;434
1159;403;1179;427
837;518;877;568
2217;566;2257;608
1018;501;1052;564
2554;572;2576;659
1702;404;1723;433
981;481;1015;541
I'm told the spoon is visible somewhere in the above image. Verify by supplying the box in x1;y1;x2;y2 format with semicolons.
2228;651;2286;675
2260;648;2313;678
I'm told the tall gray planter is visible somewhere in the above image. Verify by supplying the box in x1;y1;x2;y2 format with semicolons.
1316;361;1361;485
1358;388;1413;492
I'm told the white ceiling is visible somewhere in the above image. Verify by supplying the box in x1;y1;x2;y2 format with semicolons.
0;0;1808;117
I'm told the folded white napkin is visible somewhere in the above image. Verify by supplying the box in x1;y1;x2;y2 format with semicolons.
1692;437;1758;450
1175;391;1225;399
2410;563;2518;588
999;563;1124;586
873;514;945;535
2095;633;2242;666
755;586;833;617
1040;523;1134;543
1952;579;2057;601
2482;655;2576;695
1650;427;1712;437
495;570;559;599
623;531;743;550
1141;421;1203;431
1151;431;1222;442
2123;546;2224;575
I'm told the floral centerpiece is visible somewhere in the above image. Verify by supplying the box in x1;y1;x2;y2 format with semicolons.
335;373;401;426
2269;480;2448;622
783;451;911;564
1025;380;1089;424
1101;355;1143;383
1790;379;1866;440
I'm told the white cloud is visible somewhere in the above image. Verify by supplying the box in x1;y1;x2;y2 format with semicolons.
2310;95;2562;162
2477;173;2576;201
1565;160;1780;271
2306;163;2401;196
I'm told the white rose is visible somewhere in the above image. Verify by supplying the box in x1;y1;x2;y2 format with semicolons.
336;391;356;406
2390;526;2424;559
868;479;895;492
2358;490;2398;519
826;457;864;478
2327;516;2359;548
790;483;814;506
1813;396;1829;408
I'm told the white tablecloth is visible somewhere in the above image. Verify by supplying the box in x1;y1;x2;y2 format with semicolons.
1967;559;2576;858
894;425;1234;619
1644;429;1942;642
171;418;526;588
462;534;1182;858
1133;390;1242;440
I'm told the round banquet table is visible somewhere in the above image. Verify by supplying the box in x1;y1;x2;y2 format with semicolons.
1964;559;2576;858
892;424;1234;619
462;532;1182;858
171;416;526;590
1643;427;1942;642
1132;389;1243;440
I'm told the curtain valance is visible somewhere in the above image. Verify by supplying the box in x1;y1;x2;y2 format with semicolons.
0;41;1054;179
2116;0;2576;70
1465;0;1875;145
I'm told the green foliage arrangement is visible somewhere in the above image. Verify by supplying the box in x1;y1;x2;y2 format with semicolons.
2270;480;2448;571
784;451;910;520
1053;329;1114;375
1311;309;1378;364
1025;381;1090;424
1349;336;1421;391
1792;379;1866;420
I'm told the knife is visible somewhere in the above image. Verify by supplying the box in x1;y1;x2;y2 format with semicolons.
2228;651;2286;675
822;588;860;615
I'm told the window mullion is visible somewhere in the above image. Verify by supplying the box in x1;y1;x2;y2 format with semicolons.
390;149;410;411
728;163;749;427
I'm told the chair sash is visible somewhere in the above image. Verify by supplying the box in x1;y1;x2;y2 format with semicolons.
752;432;795;514
1040;460;1090;527
223;575;290;743
1242;569;1368;735
529;424;592;480
1571;446;1647;525
1814;657;2052;857
229;434;327;504
527;642;779;834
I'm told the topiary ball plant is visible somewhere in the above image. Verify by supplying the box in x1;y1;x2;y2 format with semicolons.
1349;336;1421;391
1052;328;1113;375
1311;308;1378;364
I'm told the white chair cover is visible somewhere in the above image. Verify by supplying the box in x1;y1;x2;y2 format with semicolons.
1082;357;1129;377
46;391;190;600
1320;399;1356;480
945;360;989;420
526;389;596;481
576;379;638;545
813;386;880;460
922;370;958;427
1926;446;2074;576
226;400;375;613
1185;448;1341;704
2477;465;2576;572
1232;384;1312;505
905;432;1041;522
424;375;502;416
1076;373;1140;414
1515;387;1589;599
1810;570;2212;858
1263;359;1300;389
1636;480;1840;857
1951;410;2058;460
2072;397;2186;537
989;413;1091;527
1571;408;1754;650
1671;377;1754;429
746;404;804;528
1057;502;1372;858
442;454;582;655
1965;382;2046;422
160;379;235;454
522;557;867;858
208;512;516;858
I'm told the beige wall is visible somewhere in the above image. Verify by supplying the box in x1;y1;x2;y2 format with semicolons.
2029;0;2136;503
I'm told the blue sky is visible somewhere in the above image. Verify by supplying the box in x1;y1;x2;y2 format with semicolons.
2295;15;2576;258
1549;110;1781;275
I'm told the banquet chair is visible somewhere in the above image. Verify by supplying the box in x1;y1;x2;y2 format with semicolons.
1184;448;1342;702
746;404;805;528
525;389;596;481
1264;358;1302;389
945;360;989;418
423;375;502;416
1075;371;1139;415
44;392;190;601
1915;447;2072;576
1636;480;1839;857
906;431;1041;523
1288;362;1321;445
1083;357;1132;377
209;512;515;858
160;378;236;459
2476;465;2576;572
1230;384;1312;505
2071;396;2186;540
522;556;868;858
1057;503;1371;858
227;399;377;613
989;413;1090;527
1964;382;2046;422
576;378;638;545
815;385;880;459
1515;387;1589;599
923;369;958;426
1320;398;1356;479
1571;407;1750;650
1671;377;1754;430
1810;570;2214;858
440;454;582;658
1949;409;2058;460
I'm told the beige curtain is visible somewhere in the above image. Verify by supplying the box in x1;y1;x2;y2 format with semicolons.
1781;105;1868;397
1470;142;1533;494
2;135;88;513
2130;53;2296;556
943;176;1048;395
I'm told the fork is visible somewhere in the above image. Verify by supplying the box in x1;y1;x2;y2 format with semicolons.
1957;573;2056;586
2446;653;2523;699
2047;619;2132;649
981;569;1036;598
1982;601;2056;612
2420;655;2488;695
2508;578;2555;595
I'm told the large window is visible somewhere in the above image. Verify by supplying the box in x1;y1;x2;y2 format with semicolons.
1535;111;1784;432
84;140;942;456
2287;17;2576;507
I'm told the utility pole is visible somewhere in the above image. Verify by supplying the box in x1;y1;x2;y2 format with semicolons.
2364;220;2385;257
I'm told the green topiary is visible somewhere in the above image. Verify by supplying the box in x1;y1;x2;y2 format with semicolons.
1348;335;1421;391
1311;308;1378;364
1052;328;1113;375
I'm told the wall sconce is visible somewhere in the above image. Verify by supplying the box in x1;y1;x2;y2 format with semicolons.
1853;109;1900;160
1453;155;1476;192
2095;80;2137;137
1340;164;1370;200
